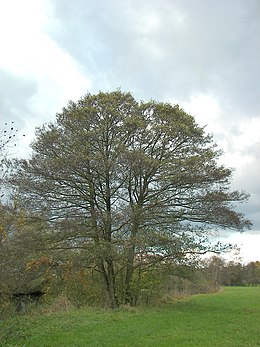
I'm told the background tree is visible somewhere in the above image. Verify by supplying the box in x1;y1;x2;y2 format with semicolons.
222;260;244;286
8;91;252;307
244;261;260;286
202;256;226;288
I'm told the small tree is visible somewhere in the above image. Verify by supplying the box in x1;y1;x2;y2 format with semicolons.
0;121;25;198
8;91;251;307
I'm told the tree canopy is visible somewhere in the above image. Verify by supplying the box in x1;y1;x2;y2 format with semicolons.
7;91;251;307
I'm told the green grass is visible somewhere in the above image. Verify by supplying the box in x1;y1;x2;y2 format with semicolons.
1;287;260;346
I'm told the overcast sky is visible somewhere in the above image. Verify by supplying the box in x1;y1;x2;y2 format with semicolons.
1;0;259;262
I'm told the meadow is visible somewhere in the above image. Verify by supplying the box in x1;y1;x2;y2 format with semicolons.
1;286;260;347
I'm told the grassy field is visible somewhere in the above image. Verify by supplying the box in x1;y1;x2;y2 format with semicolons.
1;287;260;347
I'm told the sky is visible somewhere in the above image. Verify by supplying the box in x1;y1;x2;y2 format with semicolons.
0;0;259;263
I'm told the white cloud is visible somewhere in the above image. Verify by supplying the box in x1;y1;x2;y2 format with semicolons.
221;233;260;264
0;0;51;76
183;93;221;130
0;0;91;120
134;12;161;35
183;94;260;172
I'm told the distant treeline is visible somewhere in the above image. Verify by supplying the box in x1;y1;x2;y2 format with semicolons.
201;256;260;287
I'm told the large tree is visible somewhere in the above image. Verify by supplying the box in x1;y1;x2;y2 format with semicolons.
8;91;251;307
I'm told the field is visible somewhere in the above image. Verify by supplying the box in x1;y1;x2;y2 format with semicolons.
1;287;260;347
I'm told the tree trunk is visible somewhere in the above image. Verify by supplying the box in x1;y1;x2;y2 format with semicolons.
124;180;142;305
106;260;118;308
124;243;135;304
124;220;138;305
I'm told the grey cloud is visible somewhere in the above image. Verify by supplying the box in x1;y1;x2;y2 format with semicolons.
231;145;260;231
0;70;37;128
50;0;260;114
